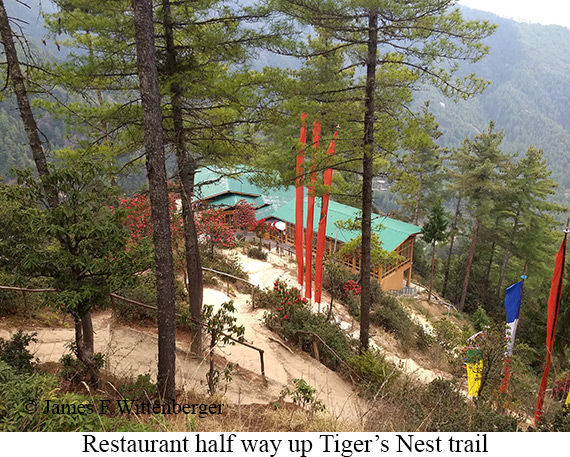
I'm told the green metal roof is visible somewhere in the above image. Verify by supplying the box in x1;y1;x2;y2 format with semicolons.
194;167;296;219
270;197;421;252
195;167;263;200
208;194;261;208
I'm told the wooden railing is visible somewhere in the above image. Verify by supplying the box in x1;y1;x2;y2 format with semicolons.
0;280;266;377
109;292;266;377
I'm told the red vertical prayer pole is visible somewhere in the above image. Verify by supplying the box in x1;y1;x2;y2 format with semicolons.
295;113;307;286
314;130;338;304
305;120;320;299
535;222;568;425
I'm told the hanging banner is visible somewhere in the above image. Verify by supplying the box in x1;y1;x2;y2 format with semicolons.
535;227;568;424
304;120;320;299
466;348;483;398
314;130;338;304
296;113;307;286
500;280;524;394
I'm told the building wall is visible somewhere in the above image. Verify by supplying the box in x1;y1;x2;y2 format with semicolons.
270;221;416;291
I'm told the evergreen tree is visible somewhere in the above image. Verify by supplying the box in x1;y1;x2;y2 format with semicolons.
392;105;445;225
262;0;496;350
421;200;449;303
132;0;177;401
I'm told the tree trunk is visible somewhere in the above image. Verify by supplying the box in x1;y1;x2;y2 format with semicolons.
207;333;217;395
162;0;203;355
428;243;436;303
0;0;58;207
359;11;378;353
442;197;461;298
495;215;519;300
74;311;99;386
459;216;480;311
132;0;177;401
413;171;423;226
485;217;500;284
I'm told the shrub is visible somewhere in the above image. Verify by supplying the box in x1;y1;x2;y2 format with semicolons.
432;318;463;353
118;374;157;401
200;249;249;282
263;279;354;370
0;361;159;431
398;378;518;432
60;347;105;385
472;305;492;332
246;246;267;261
0;330;37;373
370;294;432;352
114;272;187;324
280;378;326;412
371;295;414;343
552;372;570;401
0;272;51;317
322;259;358;304
348;349;399;396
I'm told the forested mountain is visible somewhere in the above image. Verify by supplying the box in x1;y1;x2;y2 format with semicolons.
0;0;64;178
2;3;570;204
414;8;570;203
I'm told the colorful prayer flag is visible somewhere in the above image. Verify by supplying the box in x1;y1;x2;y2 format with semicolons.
500;281;523;394
535;229;568;424
314;130;338;304
304;120;320;299
295;113;306;286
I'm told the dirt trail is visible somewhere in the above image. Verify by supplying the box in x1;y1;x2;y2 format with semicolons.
0;249;449;419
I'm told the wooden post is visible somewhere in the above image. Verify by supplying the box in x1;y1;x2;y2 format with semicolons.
22;290;28;309
312;335;320;362
259;349;265;377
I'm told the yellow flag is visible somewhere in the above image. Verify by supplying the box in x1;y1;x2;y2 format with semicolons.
467;360;483;397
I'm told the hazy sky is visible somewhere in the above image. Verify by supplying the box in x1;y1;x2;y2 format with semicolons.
459;0;570;28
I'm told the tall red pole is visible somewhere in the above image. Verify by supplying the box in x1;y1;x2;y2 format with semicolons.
305;120;320;299
295;113;307;286
314;130;338;304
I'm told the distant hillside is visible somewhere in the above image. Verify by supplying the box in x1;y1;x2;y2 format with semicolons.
0;0;65;178
2;3;570;205
415;7;570;203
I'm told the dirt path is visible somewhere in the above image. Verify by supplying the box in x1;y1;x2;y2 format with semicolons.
0;248;450;419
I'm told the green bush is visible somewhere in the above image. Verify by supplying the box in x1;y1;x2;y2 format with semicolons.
280;378;326;412
371;295;414;343
432;318;463;353
118;374;157;401
0;330;37;373
59;349;105;385
246;246;267;261
348;349;399;396
115;272;187;325
0;272;51;317
472;305;492;332
200;249;248;281
370;294;432;351
263;279;355;370
399;378;518;432
0;361;160;431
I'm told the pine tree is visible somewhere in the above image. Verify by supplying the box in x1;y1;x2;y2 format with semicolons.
132;0;177;401
421;200;449;303
262;0;496;350
450;121;510;311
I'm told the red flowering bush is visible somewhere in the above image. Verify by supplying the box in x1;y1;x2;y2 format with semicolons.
343;280;362;295
233;200;258;231
116;190;183;251
195;207;236;257
256;279;353;371
553;372;570;401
